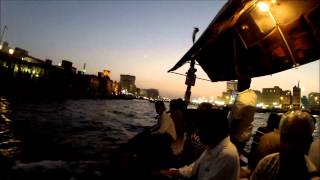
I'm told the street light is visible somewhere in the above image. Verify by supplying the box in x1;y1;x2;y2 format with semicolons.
256;1;297;67
8;48;14;55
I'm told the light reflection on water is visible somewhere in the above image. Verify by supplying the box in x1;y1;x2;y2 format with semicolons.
0;96;21;159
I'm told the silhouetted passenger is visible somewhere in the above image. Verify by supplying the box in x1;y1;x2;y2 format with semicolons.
113;101;177;178
183;102;214;164
251;110;320;180
169;99;186;155
197;102;213;110
309;115;320;171
151;101;177;141
249;113;281;169
148;101;177;168
159;109;240;180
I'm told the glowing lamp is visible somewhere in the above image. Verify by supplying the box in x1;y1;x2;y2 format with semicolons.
257;2;269;12
9;48;14;55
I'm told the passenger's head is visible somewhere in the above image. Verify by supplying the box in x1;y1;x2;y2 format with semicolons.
155;101;166;115
197;109;229;147
169;99;178;111
279;110;315;159
169;98;186;111
237;75;251;92
267;113;281;130
176;98;187;110
197;102;213;110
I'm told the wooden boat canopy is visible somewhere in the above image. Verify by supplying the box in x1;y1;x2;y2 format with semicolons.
168;0;320;82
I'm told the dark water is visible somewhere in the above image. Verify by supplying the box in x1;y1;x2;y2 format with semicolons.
0;97;156;179
0;97;319;179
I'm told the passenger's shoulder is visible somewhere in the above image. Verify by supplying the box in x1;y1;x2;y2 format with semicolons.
258;153;279;166
223;141;240;159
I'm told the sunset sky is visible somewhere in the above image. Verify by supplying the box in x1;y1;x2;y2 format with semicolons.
1;0;319;98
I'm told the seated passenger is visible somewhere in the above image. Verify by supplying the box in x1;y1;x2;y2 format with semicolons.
169;99;187;156
151;101;177;141
250;110;320;180
309;115;320;171
248;113;281;170
149;101;177;168
228;75;257;155
309;138;320;172
159;109;240;180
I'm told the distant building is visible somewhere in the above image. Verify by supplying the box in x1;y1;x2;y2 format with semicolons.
112;81;121;95
292;84;301;109
120;74;136;94
138;88;160;99
13;47;28;58
86;75;100;97
227;80;237;92
97;71;112;97
61;60;73;72
98;72;104;78
139;89;148;97
221;80;238;104
146;89;159;99
45;59;53;65
78;63;86;75
103;69;111;79
309;92;320;110
262;86;282;105
222;91;232;104
22;55;44;64
301;96;310;110
254;90;262;104
0;41;10;53
281;90;291;109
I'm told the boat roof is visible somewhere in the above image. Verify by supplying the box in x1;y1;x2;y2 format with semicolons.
168;0;320;82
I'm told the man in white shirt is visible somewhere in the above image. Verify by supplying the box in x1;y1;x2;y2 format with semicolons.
151;101;177;142
160;109;240;180
228;75;257;153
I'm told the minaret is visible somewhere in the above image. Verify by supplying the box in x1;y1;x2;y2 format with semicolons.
292;82;301;109
82;63;86;73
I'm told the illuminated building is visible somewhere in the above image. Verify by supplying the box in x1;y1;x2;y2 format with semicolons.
103;69;111;79
301;96;310;110
308;92;320;110
120;74;136;94
262;86;282;106
97;71;112;97
254;90;262;104
292;83;301;109
112;81;120;95
280;90;291;109
222;81;238;104
227;80;237;92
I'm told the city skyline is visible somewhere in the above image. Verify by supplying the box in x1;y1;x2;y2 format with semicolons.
1;0;319;98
